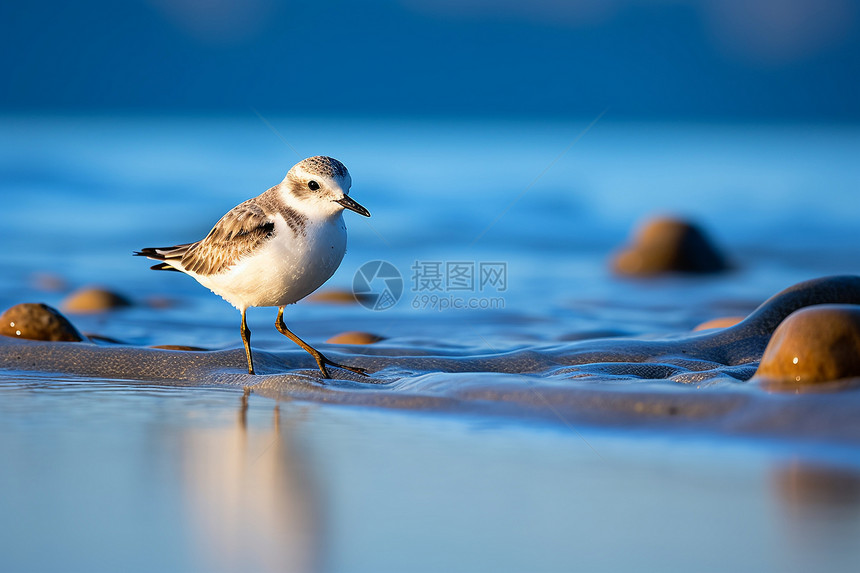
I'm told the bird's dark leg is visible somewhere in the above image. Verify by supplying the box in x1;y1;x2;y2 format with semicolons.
240;308;256;375
275;306;368;379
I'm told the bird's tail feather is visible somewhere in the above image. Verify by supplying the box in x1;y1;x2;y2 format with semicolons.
134;243;195;272
148;262;181;272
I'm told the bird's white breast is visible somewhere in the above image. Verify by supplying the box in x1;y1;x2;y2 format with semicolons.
195;212;348;310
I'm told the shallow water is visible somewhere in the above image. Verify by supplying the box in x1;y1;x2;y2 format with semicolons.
2;378;860;573
1;116;860;571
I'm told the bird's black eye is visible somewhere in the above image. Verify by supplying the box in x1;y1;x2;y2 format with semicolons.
307;180;320;191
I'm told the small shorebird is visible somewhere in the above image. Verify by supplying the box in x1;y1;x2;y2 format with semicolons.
135;156;371;377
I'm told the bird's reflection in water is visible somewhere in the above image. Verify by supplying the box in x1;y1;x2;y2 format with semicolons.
178;390;320;573
772;460;860;572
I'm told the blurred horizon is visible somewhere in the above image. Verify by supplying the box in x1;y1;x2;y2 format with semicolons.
3;0;859;121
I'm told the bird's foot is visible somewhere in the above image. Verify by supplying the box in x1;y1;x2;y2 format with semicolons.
315;353;369;379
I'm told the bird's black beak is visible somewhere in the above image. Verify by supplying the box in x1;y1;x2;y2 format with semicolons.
335;195;371;217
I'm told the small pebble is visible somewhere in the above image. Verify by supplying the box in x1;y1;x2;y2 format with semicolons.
306;289;374;306
694;316;744;331
326;331;385;344
306;289;358;304
611;216;729;276
754;304;860;390
0;303;85;342
30;272;68;292
61;286;132;314
146;296;179;309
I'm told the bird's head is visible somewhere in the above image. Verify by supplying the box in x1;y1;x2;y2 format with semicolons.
283;156;370;218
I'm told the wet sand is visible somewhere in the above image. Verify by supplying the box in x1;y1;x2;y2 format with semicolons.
3;276;859;443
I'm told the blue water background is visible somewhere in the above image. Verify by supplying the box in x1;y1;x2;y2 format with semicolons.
1;116;859;572
0;116;857;346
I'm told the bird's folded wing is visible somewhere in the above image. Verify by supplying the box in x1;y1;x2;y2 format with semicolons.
181;200;276;276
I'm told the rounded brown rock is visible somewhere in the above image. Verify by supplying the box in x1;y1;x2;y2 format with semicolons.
611;216;729;276
754;304;860;389
0;303;85;342
61;286;132;313
326;331;385;345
